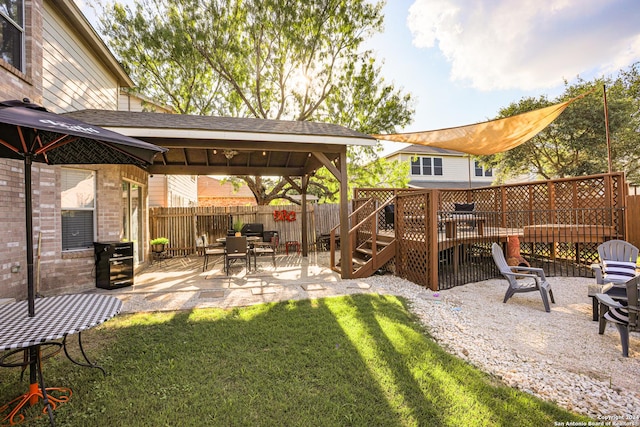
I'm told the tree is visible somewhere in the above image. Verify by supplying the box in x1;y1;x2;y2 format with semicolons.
97;0;414;203
478;64;640;185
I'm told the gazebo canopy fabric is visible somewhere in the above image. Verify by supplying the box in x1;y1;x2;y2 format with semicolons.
372;92;590;156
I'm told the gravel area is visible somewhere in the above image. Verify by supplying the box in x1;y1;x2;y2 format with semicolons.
370;274;640;421
109;261;640;421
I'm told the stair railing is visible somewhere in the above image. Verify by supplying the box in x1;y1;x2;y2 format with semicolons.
330;197;396;274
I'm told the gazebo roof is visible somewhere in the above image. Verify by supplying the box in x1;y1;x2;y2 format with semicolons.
63;110;376;177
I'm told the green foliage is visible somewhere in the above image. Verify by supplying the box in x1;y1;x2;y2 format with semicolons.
0;295;588;426
97;0;414;203
150;237;169;245
479;62;640;184
232;218;244;232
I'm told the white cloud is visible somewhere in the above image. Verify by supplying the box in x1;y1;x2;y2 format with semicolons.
407;0;640;91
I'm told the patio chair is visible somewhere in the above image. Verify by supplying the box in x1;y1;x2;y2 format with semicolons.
224;236;249;275
595;275;639;357
202;235;225;272
252;231;279;269
491;243;555;312
591;240;639;285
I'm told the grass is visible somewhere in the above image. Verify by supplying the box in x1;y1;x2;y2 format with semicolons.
0;294;590;426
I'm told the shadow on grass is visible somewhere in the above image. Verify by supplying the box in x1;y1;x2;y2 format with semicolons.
0;295;589;426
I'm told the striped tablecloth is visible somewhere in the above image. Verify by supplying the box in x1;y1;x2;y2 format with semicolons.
0;294;122;351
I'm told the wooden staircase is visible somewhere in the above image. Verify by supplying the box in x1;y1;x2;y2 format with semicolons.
329;198;397;279
349;233;396;278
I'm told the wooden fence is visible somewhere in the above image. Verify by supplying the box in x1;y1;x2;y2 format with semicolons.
149;204;346;256
627;195;640;249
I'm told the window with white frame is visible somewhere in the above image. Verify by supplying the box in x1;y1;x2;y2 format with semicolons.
474;160;493;177
0;0;24;72
61;169;95;250
411;156;443;176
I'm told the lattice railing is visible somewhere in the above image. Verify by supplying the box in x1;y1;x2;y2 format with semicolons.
395;191;438;290
355;172;628;290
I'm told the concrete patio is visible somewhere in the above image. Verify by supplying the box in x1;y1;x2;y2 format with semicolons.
92;252;380;312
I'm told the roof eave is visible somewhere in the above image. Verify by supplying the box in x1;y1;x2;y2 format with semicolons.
105;127;377;147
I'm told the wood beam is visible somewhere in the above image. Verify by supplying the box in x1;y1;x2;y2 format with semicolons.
147;138;344;154
284;176;302;193
148;165;306;176
312;151;341;181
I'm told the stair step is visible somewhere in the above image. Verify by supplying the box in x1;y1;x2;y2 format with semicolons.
366;239;391;246
352;257;368;266
356;248;373;256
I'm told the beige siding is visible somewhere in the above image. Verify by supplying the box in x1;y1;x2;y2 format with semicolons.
42;3;118;113
118;91;174;113
119;92;146;112
167;176;198;207
394;152;494;185
149;176;168;207
148;176;198;207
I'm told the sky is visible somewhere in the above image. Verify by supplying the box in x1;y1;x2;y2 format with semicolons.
77;0;640;154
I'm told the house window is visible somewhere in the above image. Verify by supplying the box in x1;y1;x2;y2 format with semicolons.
474;161;493;177
0;0;24;71
411;156;443;176
61;169;95;250
474;161;483;177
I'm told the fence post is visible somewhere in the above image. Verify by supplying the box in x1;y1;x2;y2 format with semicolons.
427;190;439;291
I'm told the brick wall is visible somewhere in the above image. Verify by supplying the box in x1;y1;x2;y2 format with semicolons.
198;197;257;207
0;162;149;299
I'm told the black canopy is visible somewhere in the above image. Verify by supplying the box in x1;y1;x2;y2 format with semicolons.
0;99;164;167
0;99;167;317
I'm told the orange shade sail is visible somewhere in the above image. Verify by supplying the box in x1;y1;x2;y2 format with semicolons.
372;92;592;156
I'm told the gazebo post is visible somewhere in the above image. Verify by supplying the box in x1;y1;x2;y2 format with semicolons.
301;174;309;257
338;148;351;279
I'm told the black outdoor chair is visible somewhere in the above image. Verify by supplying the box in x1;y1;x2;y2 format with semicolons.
224;236;249;275
252;231;279;269
201;235;225;272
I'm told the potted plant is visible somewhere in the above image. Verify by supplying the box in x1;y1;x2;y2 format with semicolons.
232;219;244;237
150;237;169;253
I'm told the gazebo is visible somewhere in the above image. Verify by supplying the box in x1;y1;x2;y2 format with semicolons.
63;110;377;279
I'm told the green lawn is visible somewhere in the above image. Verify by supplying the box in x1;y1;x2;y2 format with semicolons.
1;294;589;426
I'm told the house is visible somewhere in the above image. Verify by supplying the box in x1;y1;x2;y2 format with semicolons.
384;144;495;189
119;88;175;114
198;176;256;207
0;0;158;299
149;175;199;207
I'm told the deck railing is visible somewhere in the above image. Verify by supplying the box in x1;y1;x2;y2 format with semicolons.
436;207;624;289
355;173;627;290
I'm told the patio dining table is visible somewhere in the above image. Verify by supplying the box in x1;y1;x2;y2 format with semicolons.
0;294;122;426
215;236;262;244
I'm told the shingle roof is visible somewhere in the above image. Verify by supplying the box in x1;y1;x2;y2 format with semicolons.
385;144;466;158
64;110;373;140
62;109;374;177
408;180;490;189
